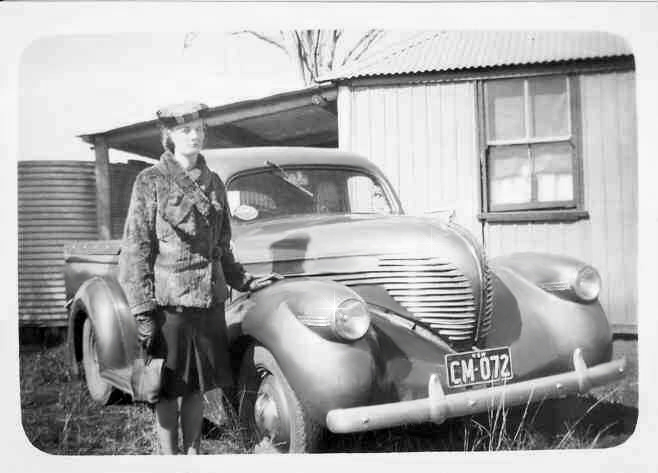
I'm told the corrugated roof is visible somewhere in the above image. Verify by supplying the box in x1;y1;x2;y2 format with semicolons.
319;31;632;81
78;84;339;158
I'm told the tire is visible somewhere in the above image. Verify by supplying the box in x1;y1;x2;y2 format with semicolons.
81;318;113;404
238;344;323;453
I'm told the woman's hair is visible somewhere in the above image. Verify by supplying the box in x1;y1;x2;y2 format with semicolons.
160;126;175;153
159;122;208;153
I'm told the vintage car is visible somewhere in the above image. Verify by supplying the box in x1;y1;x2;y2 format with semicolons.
63;147;626;453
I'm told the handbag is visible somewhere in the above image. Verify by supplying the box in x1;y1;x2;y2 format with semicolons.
131;356;165;404
130;311;165;404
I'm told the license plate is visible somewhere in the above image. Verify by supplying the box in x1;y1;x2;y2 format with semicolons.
445;347;513;388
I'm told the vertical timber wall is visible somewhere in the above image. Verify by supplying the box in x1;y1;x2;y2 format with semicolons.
483;71;638;331
338;69;637;331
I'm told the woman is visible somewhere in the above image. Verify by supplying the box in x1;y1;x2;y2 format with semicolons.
118;101;277;454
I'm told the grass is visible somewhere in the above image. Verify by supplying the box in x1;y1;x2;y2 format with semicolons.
20;343;158;454
19;340;638;455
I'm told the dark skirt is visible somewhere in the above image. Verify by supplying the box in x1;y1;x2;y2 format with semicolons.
151;305;233;399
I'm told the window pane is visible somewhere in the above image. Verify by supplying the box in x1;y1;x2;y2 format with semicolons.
486;79;525;141
529;76;569;138
347;175;392;214
533;142;574;202
488;145;531;206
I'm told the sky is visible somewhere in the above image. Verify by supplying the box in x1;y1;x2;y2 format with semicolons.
18;30;412;164
18;32;307;163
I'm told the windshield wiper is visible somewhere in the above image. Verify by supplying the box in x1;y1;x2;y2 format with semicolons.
265;160;314;199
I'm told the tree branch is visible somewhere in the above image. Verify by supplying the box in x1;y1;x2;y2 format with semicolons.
293;31;313;84
313;30;322;79
236;29;382;85
341;29;384;65
230;30;289;56
327;30;340;70
351;30;385;62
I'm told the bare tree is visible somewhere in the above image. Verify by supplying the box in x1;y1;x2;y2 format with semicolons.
231;30;385;85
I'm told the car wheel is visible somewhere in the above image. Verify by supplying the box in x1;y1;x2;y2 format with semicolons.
81;318;113;404
238;344;323;453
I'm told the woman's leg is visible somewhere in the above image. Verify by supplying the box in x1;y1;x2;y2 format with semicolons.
181;391;204;454
155;397;180;454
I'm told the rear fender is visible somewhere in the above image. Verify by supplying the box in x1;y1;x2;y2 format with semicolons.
68;276;138;393
227;278;379;424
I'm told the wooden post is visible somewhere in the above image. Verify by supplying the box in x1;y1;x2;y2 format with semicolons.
93;136;112;240
337;86;351;150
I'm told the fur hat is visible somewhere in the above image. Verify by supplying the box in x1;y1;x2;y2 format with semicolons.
156;101;209;128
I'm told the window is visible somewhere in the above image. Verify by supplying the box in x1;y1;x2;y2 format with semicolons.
227;167;396;222
346;175;391;214
480;75;587;221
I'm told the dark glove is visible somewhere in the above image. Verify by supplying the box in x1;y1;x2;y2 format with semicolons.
245;273;284;292
135;311;156;363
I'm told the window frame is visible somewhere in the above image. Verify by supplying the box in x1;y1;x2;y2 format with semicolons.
477;74;588;222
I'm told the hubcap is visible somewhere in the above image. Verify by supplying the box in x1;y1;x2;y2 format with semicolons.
84;323;99;378
90;333;99;371
254;389;280;437
253;371;291;450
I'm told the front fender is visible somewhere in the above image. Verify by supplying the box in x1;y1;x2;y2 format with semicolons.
484;261;613;380
68;276;138;393
492;252;592;287
229;278;379;424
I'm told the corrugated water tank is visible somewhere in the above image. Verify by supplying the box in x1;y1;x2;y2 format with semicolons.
18;160;148;326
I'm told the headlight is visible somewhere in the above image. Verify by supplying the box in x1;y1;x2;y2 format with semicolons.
573;265;601;302
333;298;371;341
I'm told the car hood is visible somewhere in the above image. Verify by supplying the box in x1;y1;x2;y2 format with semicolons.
232;214;482;283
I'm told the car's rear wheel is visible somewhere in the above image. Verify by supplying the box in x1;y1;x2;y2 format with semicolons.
238;344;322;453
81;318;113;404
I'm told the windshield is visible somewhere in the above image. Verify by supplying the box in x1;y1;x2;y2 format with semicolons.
227;166;396;222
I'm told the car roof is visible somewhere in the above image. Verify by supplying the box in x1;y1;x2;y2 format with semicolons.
202;147;383;181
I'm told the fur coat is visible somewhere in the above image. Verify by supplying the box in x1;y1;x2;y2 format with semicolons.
118;151;251;315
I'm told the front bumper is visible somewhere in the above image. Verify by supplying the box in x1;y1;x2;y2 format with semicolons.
326;348;626;433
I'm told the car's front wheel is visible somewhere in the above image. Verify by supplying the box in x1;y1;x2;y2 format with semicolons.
81;318;113;404
238;344;322;453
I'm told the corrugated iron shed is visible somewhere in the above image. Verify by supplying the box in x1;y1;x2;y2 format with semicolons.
319;31;633;81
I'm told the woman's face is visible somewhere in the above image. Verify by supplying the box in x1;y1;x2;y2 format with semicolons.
167;118;206;157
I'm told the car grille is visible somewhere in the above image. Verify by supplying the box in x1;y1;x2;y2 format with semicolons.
477;261;495;341
331;254;494;346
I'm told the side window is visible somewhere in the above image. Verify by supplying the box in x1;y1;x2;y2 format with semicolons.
347;175;392;214
481;75;583;217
